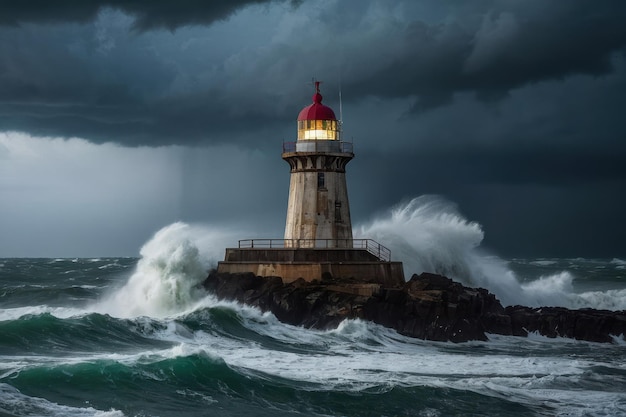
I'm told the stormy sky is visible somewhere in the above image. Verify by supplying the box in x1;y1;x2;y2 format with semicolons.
1;0;625;258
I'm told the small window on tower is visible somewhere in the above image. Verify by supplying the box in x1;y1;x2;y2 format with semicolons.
318;173;325;188
335;201;342;222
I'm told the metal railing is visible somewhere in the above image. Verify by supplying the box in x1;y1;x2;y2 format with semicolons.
282;141;353;154
237;238;391;262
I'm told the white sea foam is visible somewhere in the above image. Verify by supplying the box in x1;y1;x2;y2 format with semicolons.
611;258;626;270
610;258;626;266
0;305;86;321
530;259;558;266
356;196;533;306
331;318;373;338
3;297;624;417
568;288;626;311
97;262;121;270
196;316;626;416
0;383;125;417
94;222;238;318
356;195;625;310
175;315;608;412
520;271;575;307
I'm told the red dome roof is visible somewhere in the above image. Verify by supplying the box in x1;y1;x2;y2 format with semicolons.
297;84;337;121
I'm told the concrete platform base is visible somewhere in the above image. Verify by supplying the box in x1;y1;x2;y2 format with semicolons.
217;248;405;287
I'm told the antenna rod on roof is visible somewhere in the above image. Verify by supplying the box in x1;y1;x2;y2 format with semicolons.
339;88;343;123
338;75;343;138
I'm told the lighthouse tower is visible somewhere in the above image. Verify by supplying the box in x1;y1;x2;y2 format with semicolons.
282;82;354;248
217;81;404;288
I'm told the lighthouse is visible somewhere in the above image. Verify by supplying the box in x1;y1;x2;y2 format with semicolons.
217;82;404;288
283;82;353;247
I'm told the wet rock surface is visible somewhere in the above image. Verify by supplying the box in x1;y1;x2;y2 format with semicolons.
203;271;626;343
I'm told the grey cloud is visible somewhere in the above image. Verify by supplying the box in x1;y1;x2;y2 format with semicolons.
1;0;625;147
0;0;299;30
348;1;626;110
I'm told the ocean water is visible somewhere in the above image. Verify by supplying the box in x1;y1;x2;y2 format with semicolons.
1;198;626;416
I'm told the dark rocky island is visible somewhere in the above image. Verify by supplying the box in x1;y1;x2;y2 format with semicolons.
203;270;626;343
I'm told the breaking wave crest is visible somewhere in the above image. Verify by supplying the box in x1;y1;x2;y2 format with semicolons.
569;288;626;311
95;222;238;318
356;195;625;310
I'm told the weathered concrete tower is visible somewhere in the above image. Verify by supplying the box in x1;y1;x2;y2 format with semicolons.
282;82;354;247
217;81;405;288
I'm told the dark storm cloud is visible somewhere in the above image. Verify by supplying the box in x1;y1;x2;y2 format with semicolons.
1;0;625;147
346;1;626;111
0;0;299;30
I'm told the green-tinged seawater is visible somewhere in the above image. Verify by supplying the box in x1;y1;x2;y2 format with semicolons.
1;256;625;417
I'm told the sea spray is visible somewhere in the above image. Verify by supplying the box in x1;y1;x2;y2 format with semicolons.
355;196;525;305
355;195;622;309
95;222;239;318
520;271;575;307
611;258;626;269
568;288;626;310
356;196;483;278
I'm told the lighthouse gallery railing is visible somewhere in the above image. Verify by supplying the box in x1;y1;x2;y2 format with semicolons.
282;141;353;154
237;239;391;262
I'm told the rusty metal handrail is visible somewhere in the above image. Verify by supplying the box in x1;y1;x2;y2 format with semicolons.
237;238;391;262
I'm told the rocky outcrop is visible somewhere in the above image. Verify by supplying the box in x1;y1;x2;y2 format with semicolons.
202;270;626;343
504;305;626;343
